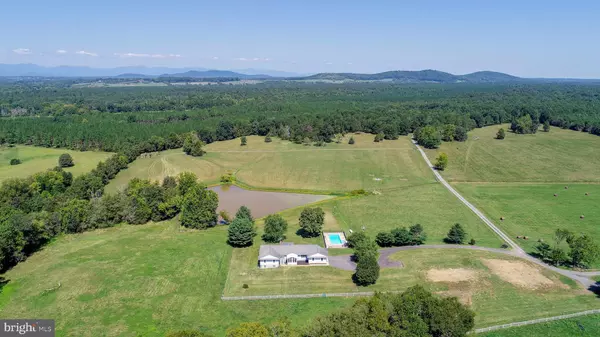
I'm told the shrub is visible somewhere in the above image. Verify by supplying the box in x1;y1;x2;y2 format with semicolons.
219;210;231;223
240;136;247;146
501;243;509;249
166;330;213;337
9;158;21;165
220;173;235;184
349;189;369;196
434;153;448;171
468;238;476;245
58;153;74;168
314;140;326;147
348;136;355;144
445;223;466;244
409;224;427;245
376;232;395;247
264;135;272;143
242;283;249;289
374;133;384;142
496;128;506;139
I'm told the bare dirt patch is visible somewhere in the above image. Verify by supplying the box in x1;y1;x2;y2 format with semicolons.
427;268;478;283
436;290;473;306
482;259;554;289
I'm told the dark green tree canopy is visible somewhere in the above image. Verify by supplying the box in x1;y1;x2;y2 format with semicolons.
58;153;74;168
298;207;325;237
446;223;467;244
228;217;256;247
262;214;288;243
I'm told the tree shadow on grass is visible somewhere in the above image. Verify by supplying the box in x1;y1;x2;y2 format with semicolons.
296;228;320;239
589;281;600;298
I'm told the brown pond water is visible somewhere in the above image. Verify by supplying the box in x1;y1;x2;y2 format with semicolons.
208;185;332;219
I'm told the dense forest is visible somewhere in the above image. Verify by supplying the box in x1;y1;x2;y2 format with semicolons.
1;82;600;153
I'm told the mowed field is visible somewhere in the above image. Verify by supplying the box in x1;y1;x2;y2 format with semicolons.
106;134;431;194
478;314;600;337
454;184;600;260
1;222;597;337
0;221;352;337
226;246;599;327
424;125;600;183
0;146;113;182
424;125;600;268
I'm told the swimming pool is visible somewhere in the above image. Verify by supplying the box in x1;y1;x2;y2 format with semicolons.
328;234;343;245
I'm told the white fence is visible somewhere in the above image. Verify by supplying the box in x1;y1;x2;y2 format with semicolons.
472;309;600;334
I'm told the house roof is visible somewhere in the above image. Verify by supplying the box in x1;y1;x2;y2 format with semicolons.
258;244;328;259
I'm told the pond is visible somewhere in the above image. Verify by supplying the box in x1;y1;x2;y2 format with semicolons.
208;185;332;219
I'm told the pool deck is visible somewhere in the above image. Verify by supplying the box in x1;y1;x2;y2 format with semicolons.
323;232;348;248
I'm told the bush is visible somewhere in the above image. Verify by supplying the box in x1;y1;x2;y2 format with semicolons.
240;136;247;146
219;210;231;223
9;158;21;165
58;153;74;168
264;135;272;143
298;207;324;237
434;153;448;170
468;238;476;245
220;173;235;184
242;283;249;289
376;232;395;247
445;223;466;244
496;128;506;140
374;133;384;142
349;189;369;196
262;214;288;243
314;140;326;147
348;136;355;145
227;217;256;247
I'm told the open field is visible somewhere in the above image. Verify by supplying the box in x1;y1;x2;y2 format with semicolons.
453;183;600;268
478;314;600;337
225;246;600;327
106;134;432;194
0;221;352;337
0;146;113;182
424;125;600;183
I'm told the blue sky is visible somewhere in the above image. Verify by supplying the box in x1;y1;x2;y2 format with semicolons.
1;0;599;77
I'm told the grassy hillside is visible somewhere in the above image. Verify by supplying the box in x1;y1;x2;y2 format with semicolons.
1;221;597;336
454;183;600;267
0;146;113;182
107;134;431;194
0;221;351;337
478;314;600;337
424;125;600;182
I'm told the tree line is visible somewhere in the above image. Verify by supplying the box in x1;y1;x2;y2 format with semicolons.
2;83;600;154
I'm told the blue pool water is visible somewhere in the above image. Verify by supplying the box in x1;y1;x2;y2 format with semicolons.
328;234;343;245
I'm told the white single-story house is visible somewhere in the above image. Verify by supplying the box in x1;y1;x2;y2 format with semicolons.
258;244;329;268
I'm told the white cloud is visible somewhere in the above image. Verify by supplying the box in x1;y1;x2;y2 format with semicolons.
347;62;353;65
56;49;67;54
212;56;219;60
76;50;98;56
12;48;32;55
114;52;181;58
325;62;333;65
234;57;270;62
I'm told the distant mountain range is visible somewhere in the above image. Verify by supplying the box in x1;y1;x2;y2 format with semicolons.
0;64;303;78
1;64;598;84
300;70;521;83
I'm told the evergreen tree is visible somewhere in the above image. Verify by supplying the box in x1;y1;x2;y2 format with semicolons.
228;217;256;247
446;223;466;244
235;206;254;223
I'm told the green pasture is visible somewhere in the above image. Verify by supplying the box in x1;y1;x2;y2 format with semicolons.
478;314;600;337
0;146;112;182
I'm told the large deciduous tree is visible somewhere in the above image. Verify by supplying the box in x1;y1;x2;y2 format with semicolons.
262;214;288;243
298;207;325;237
180;185;218;229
